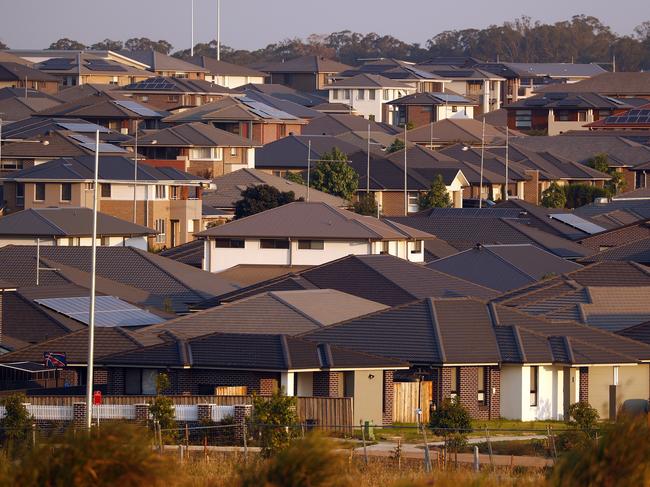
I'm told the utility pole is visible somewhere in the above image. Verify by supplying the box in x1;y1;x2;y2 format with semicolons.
85;130;100;429
504;126;509;201
366;123;370;193
479;118;486;209
133;120;139;224
306;140;311;202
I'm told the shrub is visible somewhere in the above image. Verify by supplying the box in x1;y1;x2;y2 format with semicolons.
0;394;32;456
4;423;170;487
551;414;650;487
567;401;599;434
251;389;297;457
149;373;176;443
284;172;305;185
565;184;608;208
429;398;472;452
238;434;349;487
541;182;567;208
353;193;378;216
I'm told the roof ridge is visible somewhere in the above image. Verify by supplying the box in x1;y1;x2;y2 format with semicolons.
268;291;325;328
427;298;447;363
29;208;67;236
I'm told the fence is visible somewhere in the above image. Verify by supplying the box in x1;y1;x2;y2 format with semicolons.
393;381;433;423
20;395;353;431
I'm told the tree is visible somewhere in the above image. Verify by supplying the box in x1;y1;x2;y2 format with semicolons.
90;39;124;51
148;373;176;443
124;37;173;54
251;389;298;457
284;171;305;185
0;41;8;50
588;153;626;196
311;147;358;200
353;193;378;216
234;184;296;219
429;398;472;456
386;138;405;154
565;184;608;209
568;401;600;436
47;38;86;50
541;182;568;208
418;174;452;209
0;394;32;456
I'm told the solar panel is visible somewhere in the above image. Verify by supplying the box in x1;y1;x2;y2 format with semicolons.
435;93;470;103
525;99;547;107
239;97;297;120
40;58;74;70
35;296;165;327
113;100;162;118
68;134;127;153
85;60;127;72
549;214;607;235
58;122;110;133
125;77;178;91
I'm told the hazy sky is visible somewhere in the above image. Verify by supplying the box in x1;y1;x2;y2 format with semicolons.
1;0;645;51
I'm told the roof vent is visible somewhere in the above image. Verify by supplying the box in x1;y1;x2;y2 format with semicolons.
594;197;609;204
475;243;483;250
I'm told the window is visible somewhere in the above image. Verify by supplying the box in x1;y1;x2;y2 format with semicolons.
369;114;376;121
60;183;72;202
613;366;619;386
342;89;350;99
383;89;390;101
477;367;486;405
452;105;458;112
260;239;290;249
556;110;570;122
170;186;180;200
407;192;419;213
125;369;158;395
155;185;167;199
100;183;111;198
16;183;25;204
214;238;245;248
515;110;532;129
190;147;212;159
381;241;390;254
530;366;538;406
35;183;45;201
332;89;339;100
298;240;324;250
411;240;422;254
155;219;166;243
450;367;460;399
167;95;180;102
368;89;376;100
230;147;237;157
577;111;587;122
358;89;365;100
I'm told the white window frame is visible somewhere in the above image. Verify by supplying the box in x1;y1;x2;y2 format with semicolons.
368;89;376;100
155;185;167;199
155;219;166;243
358;89;365;100
407;192;419;213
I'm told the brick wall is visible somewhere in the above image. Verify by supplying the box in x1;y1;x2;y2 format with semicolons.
579;367;589;403
436;366;500;420
382;371;394;425
313;371;342;397
407;105;434;128
523;170;540;204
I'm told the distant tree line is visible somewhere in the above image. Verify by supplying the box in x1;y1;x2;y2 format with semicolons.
24;15;650;70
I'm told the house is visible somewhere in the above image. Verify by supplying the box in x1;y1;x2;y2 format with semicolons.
253;55;352;92
0;62;59;94
235;89;322;120
304;297;650;421
0;128;129;173
427;244;582;291
0;155;206;249
203;168;347;215
324;74;416;123
495;261;650;333
33;91;167;134
302;113;399;137
505;92;632;135
476;62;607;103
572;198;650;227
0;207;156;249
386;92;477;128
347;149;469;212
404;117;511;150
577;219;650;265
388;210;595;260
414;64;504;114
585;103;650;132
163;96;307;145
123;122;259;178
120;77;233;112
236;83;328;108
115;50;209;79
188;56;267;88
253;133;363;177
196;201;435;272
0;87;62;124
0;245;236;314
195;254;497;310
534;72;650;100
30;52;153;87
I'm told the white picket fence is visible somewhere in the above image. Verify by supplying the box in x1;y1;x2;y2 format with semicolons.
0;404;235;422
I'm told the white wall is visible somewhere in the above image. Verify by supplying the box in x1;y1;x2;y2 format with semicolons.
329;87;415;122
205;74;265;89
500;365;564;421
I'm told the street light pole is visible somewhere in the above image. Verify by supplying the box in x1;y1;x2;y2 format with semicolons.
306;140;311;202
216;0;221;61
85;129;100;429
478;119;486;208
190;0;195;57
504;126;509;201
366;123;370;193
403;126;408;215
133;120;139;224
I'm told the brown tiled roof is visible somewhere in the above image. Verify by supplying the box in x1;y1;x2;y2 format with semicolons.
0;62;58;82
197;253;498;309
254;56;351;74
578;220;650;250
215;265;312;287
188;56;266;78
328;73;412;89
535;72;650;96
196;201;434;240
129;122;257;148
580;237;650;264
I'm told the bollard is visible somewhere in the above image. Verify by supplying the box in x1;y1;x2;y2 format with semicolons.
473;445;480;472
360;420;369;466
